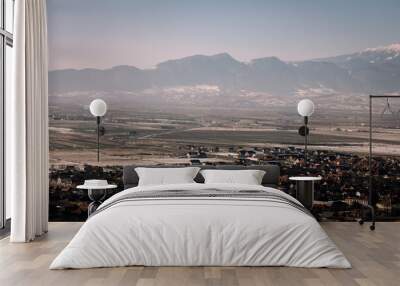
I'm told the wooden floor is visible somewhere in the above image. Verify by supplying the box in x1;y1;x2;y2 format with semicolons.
0;222;399;286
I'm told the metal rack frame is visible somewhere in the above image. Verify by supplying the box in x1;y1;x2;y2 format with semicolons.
366;95;400;230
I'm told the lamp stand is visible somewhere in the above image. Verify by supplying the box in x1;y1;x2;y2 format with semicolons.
96;116;100;162
304;116;308;166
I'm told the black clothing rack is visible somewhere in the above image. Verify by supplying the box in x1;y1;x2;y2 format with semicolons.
366;95;400;230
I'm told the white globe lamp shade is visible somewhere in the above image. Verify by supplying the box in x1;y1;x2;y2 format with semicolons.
297;99;315;117
90;99;107;117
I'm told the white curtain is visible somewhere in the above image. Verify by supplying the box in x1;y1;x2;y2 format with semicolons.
8;0;49;242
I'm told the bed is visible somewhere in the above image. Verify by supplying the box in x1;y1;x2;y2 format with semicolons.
50;165;351;269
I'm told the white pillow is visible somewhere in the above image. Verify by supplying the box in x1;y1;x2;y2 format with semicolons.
200;169;266;185
135;167;200;186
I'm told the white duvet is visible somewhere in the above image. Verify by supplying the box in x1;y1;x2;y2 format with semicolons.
50;183;351;269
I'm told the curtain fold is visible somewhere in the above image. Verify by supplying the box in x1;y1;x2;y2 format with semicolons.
9;0;49;242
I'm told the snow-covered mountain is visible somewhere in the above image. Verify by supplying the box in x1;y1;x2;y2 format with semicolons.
314;44;400;93
49;43;400;102
321;44;400;65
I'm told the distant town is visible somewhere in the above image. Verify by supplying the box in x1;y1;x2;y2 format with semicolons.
49;144;400;222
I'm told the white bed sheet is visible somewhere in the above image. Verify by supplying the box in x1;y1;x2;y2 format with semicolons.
50;183;351;269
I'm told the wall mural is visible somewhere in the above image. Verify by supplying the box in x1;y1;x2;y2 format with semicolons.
47;0;400;221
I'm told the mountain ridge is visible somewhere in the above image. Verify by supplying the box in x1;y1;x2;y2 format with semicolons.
49;43;400;96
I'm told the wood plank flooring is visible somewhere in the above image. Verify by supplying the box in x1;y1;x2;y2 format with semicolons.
0;222;399;286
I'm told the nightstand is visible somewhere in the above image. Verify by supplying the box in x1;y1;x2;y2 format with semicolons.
289;176;322;209
77;180;117;217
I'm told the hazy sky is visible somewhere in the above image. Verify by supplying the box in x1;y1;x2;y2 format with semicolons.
47;0;400;70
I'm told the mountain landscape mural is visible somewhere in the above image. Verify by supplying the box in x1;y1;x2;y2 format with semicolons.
47;0;400;222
